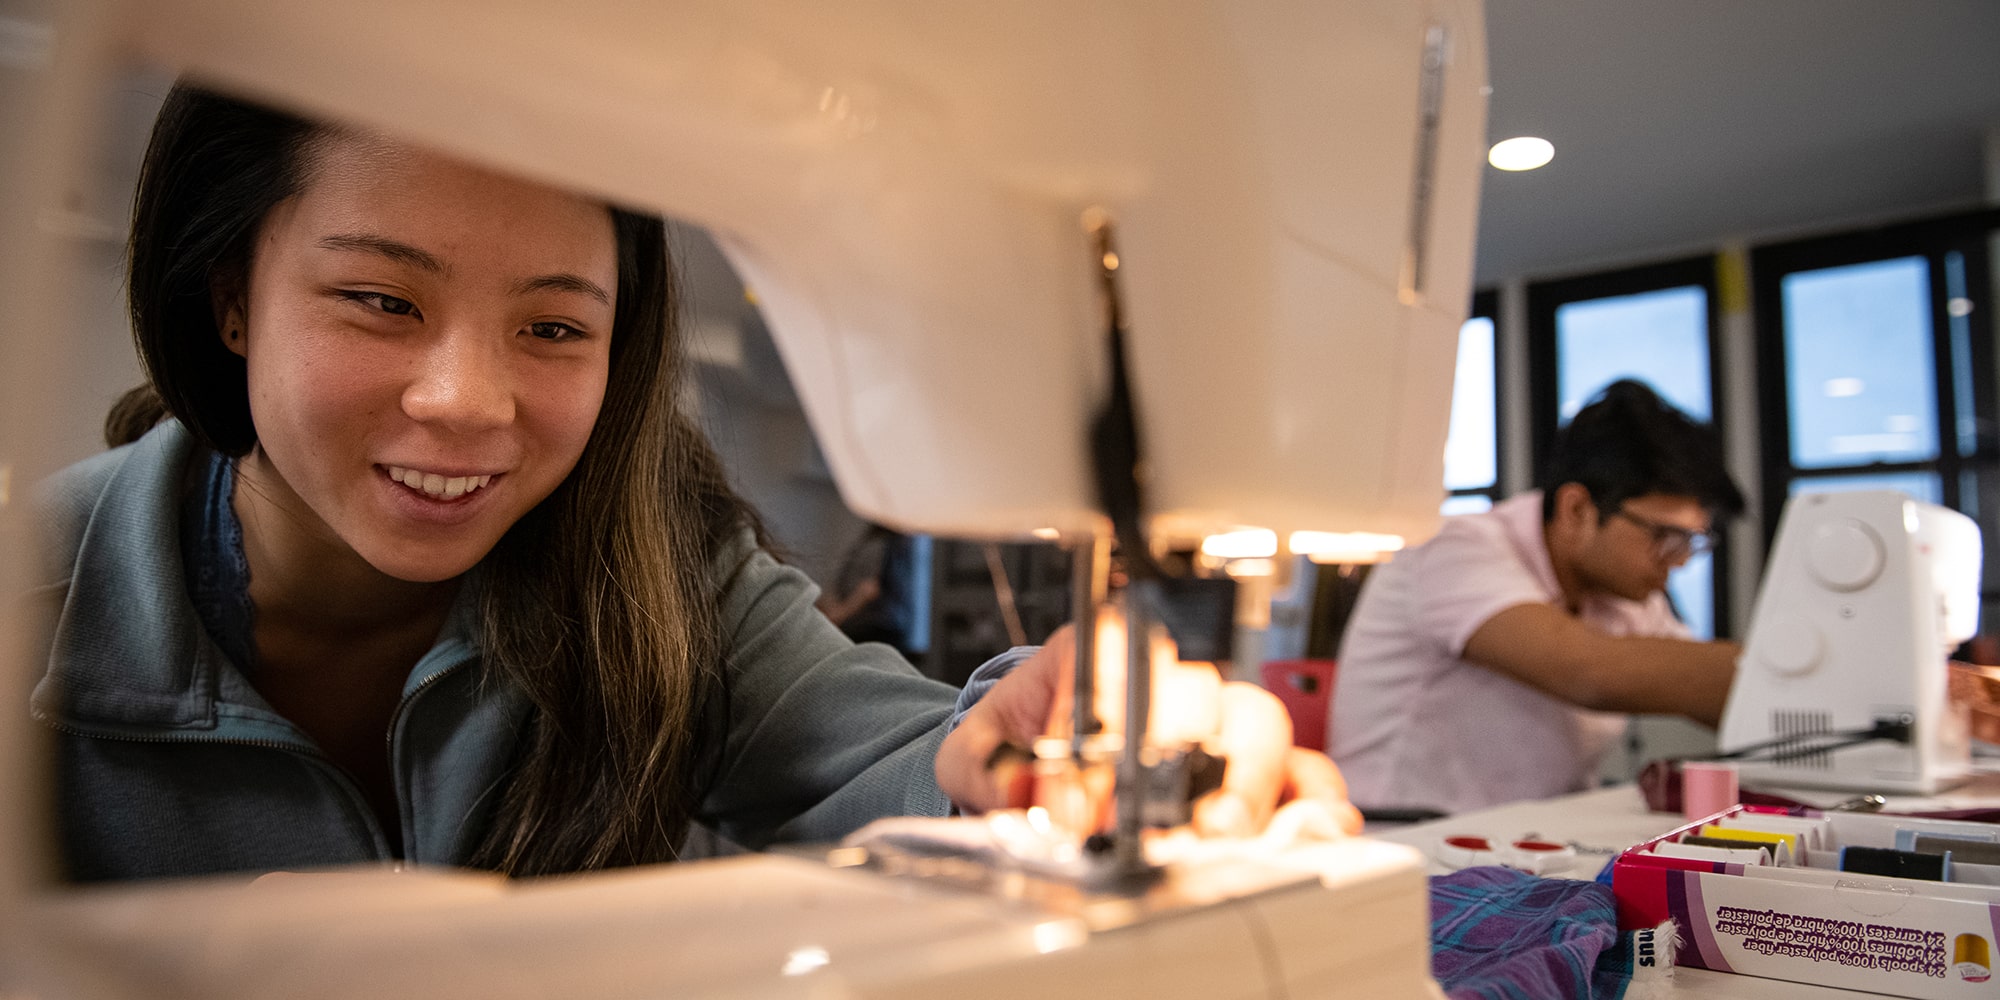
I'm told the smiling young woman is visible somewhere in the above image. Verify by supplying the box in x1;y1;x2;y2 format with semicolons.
39;83;985;879
79;85;771;876
38;83;1351;884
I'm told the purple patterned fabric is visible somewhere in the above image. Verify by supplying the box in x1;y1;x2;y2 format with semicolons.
1430;866;1627;1000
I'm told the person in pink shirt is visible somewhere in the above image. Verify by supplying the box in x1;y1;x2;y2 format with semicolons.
1330;380;1744;815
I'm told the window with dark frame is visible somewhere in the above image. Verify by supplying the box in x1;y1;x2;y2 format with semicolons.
1442;289;1501;515
1526;256;1732;639
1751;208;2000;627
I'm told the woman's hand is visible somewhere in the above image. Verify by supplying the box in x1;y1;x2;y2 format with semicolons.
934;626;1077;816
934;621;1362;838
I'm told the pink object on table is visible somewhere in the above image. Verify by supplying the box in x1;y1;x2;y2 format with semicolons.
1680;761;1739;820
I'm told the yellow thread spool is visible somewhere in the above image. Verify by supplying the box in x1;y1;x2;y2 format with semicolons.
1954;933;1991;983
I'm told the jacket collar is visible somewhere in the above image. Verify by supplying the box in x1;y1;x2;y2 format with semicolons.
32;423;224;733
30;422;482;740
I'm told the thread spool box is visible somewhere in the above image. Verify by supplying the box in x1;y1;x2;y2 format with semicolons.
1612;805;1999;998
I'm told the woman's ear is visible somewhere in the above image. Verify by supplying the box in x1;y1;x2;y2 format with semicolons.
212;276;247;359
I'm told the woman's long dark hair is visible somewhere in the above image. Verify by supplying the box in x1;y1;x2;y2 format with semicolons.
118;83;757;875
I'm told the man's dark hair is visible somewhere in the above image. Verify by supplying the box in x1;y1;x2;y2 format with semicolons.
1539;379;1745;522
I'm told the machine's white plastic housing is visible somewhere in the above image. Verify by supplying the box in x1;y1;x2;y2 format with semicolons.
1720;490;1982;794
0;1;1484;998
15;842;1443;1000
68;0;1485;547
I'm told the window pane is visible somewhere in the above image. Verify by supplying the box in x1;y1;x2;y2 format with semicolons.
1556;286;1711;421
1781;257;1938;469
1440;493;1493;517
1556;283;1716;636
1789;471;1943;505
1668;551;1714;640
1443;316;1497;491
1946;251;1978;459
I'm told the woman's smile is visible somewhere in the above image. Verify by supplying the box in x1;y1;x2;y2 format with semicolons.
372;463;508;529
382;464;498;501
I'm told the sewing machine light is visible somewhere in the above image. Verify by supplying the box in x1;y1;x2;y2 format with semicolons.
1291;530;1406;564
781;946;831;976
1150;658;1224;745
1025;806;1055;836
1031;920;1088;955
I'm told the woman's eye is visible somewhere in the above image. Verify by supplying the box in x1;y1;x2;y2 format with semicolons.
341;291;420;317
526;322;586;343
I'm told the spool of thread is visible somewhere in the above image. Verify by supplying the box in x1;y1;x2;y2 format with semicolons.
1716;813;1828;850
1684;832;1796;866
1896;827;1998;852
1839;845;1947;882
1696;825;1799;860
1682;761;1738;820
1910;834;2000;866
1651;841;1771;866
1953;933;1990;983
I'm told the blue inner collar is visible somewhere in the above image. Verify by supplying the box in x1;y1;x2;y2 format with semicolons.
181;449;256;674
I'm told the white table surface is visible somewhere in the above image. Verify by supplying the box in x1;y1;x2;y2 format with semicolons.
1368;774;2000;999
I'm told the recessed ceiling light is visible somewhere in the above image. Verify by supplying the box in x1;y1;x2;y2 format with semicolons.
1488;136;1554;171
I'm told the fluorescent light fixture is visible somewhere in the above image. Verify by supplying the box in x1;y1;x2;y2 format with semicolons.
1291;530;1405;564
1487;136;1554;171
1200;528;1278;559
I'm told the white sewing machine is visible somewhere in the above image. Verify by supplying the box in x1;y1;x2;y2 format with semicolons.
0;1;1486;997
1720;490;1983;795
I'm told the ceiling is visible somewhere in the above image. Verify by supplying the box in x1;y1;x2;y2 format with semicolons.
1475;0;2000;284
21;1;2000;320
684;1;2000;329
